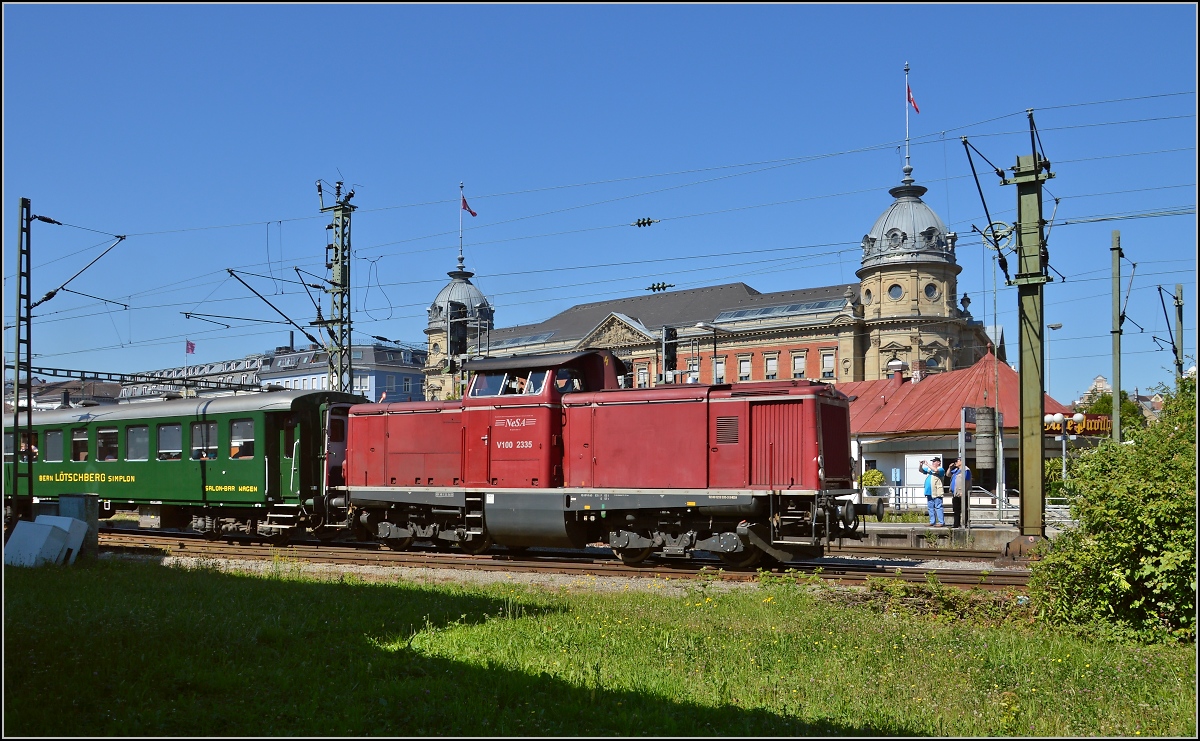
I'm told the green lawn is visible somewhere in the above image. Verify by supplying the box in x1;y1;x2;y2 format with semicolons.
4;557;1194;737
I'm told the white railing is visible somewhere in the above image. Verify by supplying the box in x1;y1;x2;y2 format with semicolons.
862;484;1042;526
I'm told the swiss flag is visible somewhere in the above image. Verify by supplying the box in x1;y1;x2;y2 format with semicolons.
907;84;920;114
461;195;477;217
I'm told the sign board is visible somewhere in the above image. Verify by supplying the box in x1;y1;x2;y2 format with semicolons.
903;454;942;488
1043;413;1112;436
890;467;902;485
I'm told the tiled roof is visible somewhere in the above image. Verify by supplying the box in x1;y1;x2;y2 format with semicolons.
487;281;856;345
839;351;1072;435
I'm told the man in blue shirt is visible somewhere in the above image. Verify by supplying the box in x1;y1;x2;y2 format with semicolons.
920;456;946;527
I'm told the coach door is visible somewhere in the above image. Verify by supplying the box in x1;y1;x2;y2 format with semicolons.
323;404;352;491
277;415;302;503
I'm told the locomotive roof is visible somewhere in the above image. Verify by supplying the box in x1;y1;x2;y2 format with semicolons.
4;390;364;428
463;350;608;372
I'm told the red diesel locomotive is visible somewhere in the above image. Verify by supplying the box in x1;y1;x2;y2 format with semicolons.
340;349;868;567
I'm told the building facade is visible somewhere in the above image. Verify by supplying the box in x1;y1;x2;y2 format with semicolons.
423;164;1001;398
116;343;427;404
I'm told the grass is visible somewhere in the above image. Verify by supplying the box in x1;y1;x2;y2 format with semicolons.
4;556;1195;737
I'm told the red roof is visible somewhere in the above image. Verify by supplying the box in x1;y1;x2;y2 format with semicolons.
839;352;1072;436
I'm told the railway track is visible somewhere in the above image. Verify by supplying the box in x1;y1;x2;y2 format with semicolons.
99;530;1029;590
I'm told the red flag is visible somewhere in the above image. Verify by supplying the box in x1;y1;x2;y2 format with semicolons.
186;339;196;354
461;195;477;217
907;84;920;114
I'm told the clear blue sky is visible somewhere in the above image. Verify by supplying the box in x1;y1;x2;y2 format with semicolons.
4;3;1196;404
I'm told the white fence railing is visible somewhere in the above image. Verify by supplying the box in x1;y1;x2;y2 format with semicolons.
860;485;1078;528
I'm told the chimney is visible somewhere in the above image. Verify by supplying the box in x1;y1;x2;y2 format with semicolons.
61;390;71;409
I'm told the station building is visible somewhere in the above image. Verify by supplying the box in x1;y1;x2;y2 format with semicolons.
424;163;1003;399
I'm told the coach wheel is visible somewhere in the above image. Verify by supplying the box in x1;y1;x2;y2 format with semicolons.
384;536;413;551
612;546;653;566
458;532;494;556
718;547;764;570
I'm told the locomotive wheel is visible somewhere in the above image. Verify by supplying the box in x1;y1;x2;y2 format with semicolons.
611;546;653;566
458;533;494;556
718;547;764;569
384;536;414;551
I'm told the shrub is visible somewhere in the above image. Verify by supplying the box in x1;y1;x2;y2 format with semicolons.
1029;376;1196;643
860;468;886;488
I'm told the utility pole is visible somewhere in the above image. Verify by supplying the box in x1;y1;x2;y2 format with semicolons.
9;198;35;527
1174;283;1185;381
1000;113;1054;557
1111;231;1122;444
316;181;356;394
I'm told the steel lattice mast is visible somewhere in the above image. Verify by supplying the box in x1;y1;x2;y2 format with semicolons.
317;181;356;394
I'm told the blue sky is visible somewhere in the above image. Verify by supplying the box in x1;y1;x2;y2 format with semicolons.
3;3;1196;404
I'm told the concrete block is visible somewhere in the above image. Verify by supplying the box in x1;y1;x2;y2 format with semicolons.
34;515;89;565
58;494;99;561
3;520;69;567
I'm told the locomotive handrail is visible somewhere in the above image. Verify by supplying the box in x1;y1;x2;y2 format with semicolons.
290;440;299;494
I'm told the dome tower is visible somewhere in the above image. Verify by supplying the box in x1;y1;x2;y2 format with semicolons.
856;164;968;379
424;253;493;399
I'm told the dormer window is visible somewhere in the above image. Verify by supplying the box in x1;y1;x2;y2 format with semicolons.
886;229;905;249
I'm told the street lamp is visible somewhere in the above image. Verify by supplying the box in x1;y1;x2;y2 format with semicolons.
1044;411;1086;481
1047;323;1062;396
694;322;733;383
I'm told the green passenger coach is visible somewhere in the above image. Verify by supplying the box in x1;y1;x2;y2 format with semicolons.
4;390;363;540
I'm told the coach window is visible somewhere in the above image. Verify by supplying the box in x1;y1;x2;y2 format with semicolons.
230;419;255;459
157;424;182;461
282;420;296;459
45;430;64;462
792;353;807;379
72;428;89;462
2;433;11;463
97;428;119;461
126;426;149;461
764;355;778;380
191;421;217;460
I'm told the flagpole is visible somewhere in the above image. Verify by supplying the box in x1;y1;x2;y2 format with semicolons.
904;61;910;171
458;181;464;266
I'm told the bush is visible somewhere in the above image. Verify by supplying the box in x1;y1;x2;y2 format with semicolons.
1029;376;1196;643
860;468;886;488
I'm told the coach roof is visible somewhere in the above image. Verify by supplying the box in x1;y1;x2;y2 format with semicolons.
4;390;363;428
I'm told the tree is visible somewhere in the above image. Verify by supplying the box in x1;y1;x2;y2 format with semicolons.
1083;390;1146;435
1029;376;1196;643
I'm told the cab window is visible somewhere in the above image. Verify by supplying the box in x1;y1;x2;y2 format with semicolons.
468;372;506;397
554;368;585;394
